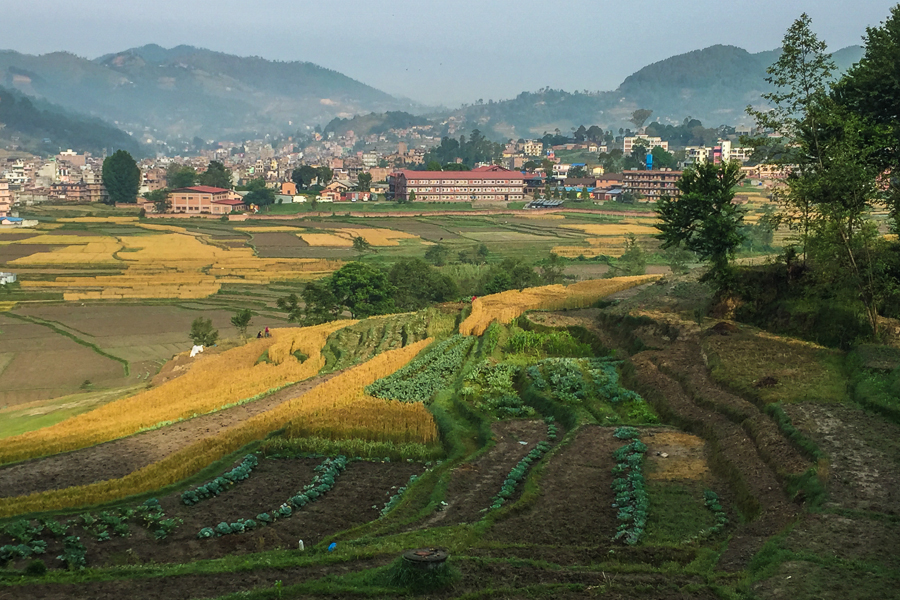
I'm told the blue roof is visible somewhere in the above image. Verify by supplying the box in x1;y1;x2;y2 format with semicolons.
0;217;23;222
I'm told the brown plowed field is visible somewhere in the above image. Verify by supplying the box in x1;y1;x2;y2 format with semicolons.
0;372;342;498
423;420;548;527
489;425;618;546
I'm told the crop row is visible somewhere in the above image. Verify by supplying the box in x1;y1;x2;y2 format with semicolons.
181;454;259;506
461;360;536;418
610;427;649;545
377;474;420;517
0;339;431;518
197;456;348;538
366;335;475;402
488;418;556;512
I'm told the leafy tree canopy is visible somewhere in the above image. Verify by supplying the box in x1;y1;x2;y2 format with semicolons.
101;150;140;204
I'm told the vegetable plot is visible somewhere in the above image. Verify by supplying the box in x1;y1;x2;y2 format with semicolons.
611;427;649;545
487;418;556;512
181;454;259;506
197;456;348;539
366;336;475;402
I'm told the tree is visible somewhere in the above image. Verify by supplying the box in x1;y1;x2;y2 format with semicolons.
197;161;233;189
166;165;197;189
356;172;372;192
142;188;170;213
541;159;555;181
586;125;604;143
424;244;450;266
189;317;219;347
291;165;318;189
240;178;276;211
655;161;746;288
604;234;647;278
277;283;341;326
651;146;676;169
483;258;539;294
443;163;469;171
425;160;443;171
316;166;334;185
746;13;836;260
475;243;489;264
406;190;416;203
329;262;395;318
580;186;590;202
538;253;566;284
230;309;253;339
568;165;587;178
523;160;539;171
352;235;373;257
599;149;624;174
387;258;459;310
629;109;653;130
101;150;140;204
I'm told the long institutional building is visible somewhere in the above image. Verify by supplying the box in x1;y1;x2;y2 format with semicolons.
390;165;526;202
622;169;683;199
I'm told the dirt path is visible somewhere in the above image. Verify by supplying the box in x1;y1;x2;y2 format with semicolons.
0;372;342;498
421;420;548;527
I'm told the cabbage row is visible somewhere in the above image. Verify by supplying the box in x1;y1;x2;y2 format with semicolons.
528;357;642;405
181;454;259;506
611;427;648;545
197;456;348;539
487;418;556;512
366;335;475;402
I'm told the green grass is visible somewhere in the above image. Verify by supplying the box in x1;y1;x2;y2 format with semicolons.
260;436;443;463
643;481;717;545
703;329;847;405
0;386;144;439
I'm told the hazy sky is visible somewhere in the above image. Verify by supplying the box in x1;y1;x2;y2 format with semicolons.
3;0;896;106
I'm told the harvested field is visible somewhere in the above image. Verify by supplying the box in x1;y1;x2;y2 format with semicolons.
643;431;710;480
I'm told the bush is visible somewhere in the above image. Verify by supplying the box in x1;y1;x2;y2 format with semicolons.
24;559;47;576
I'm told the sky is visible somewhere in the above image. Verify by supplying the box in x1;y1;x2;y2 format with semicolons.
2;0;897;107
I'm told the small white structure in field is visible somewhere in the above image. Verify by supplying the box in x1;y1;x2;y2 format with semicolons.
0;272;16;285
190;345;204;358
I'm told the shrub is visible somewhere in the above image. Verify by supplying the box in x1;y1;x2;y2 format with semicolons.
24;559;47;576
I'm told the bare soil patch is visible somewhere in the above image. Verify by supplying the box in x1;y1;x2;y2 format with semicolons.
643;431;709;481
489;425;618;546
783;402;900;514
0;372;342;498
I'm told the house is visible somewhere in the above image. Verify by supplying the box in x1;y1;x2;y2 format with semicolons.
0;180;11;218
169;186;245;215
322;180;351;195
623;136;669;155
281;182;298;196
0;272;16;285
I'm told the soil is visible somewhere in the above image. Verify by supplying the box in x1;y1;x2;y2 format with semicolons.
488;425;618;546
422;420;548;526
783;402;900;514
0;372;343;498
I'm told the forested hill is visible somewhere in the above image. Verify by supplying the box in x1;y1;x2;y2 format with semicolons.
0;44;420;140
444;44;864;139
0;85;142;156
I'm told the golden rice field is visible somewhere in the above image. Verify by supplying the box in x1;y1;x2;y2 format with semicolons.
459;275;661;336
0;301;16;312
0;337;432;517
234;226;302;233
560;223;660;236
286;395;438;445
58;217;139;223
517;213;566;220
8;223;342;299
552;238;629;258
0;321;354;466
299;227;420;247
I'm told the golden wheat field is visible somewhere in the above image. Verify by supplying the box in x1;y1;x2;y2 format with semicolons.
0;322;355;466
299;227;420;247
9;223;343;299
560;223;660;236
287;395;438;445
0;338;432;517
459;275;661;335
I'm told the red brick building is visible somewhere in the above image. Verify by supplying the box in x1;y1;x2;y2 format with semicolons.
390;166;526;202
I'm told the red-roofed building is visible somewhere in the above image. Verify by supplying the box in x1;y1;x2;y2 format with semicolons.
389;166;526;202
169;186;244;215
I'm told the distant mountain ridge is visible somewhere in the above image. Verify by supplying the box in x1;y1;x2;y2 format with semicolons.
0;44;420;140
445;44;865;138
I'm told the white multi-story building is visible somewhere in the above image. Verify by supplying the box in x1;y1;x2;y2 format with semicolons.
523;140;543;156
623;135;669;155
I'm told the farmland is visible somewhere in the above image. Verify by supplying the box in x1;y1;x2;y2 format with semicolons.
0;204;895;600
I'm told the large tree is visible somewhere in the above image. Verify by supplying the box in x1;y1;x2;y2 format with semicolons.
291;165;318;189
329;262;395;318
387;258;459;310
356;172;373;192
166;165;197;189
101;150;140;204
655;161;745;287
197;161;233;189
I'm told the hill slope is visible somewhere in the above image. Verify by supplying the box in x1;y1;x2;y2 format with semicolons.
446;44;864;138
0;45;420;140
0;85;142;156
